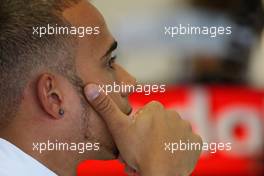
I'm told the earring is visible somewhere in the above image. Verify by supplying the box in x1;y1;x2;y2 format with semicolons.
59;108;64;116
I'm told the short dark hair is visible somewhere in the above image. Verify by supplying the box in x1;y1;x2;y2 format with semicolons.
0;0;81;128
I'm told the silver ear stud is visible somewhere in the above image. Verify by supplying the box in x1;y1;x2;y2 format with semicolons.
59;108;64;116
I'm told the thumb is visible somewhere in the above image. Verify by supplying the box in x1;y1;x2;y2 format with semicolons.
84;84;131;138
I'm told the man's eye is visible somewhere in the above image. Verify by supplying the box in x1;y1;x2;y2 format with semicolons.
107;52;117;69
107;55;116;68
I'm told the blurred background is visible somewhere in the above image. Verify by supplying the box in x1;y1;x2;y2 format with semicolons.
93;0;264;86
78;0;264;175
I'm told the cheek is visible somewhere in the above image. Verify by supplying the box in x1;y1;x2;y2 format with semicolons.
64;89;83;117
62;87;86;134
78;61;117;85
87;110;109;137
86;110;116;147
77;57;116;85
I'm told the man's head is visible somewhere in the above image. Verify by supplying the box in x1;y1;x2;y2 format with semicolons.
0;0;136;168
0;0;80;127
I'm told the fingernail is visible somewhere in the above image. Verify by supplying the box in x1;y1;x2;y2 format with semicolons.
84;84;100;101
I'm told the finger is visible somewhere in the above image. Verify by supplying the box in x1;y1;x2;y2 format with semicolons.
118;155;126;164
84;84;131;138
125;164;137;175
166;110;181;120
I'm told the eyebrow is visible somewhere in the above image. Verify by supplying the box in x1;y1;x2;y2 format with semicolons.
103;41;118;58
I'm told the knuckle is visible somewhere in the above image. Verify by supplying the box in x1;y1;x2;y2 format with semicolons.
192;134;203;155
148;101;164;110
183;120;193;131
167;110;181;120
134;107;144;117
194;134;203;145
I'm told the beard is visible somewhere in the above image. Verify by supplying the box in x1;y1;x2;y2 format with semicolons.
66;73;119;159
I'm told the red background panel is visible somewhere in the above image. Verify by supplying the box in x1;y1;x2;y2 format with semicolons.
77;86;264;176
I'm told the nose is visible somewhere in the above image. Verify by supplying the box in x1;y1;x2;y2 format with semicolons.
115;65;137;97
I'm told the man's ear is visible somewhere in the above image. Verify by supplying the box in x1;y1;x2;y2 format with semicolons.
37;73;64;119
